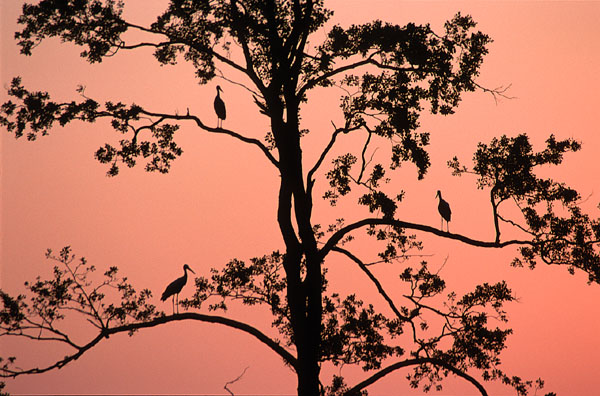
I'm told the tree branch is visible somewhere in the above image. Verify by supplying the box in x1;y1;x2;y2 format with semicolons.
356;127;374;184
307;121;359;187
344;357;488;396
125;20;265;92
1;313;297;378
319;218;534;261
473;82;515;104
331;247;410;321
224;366;250;396
298;57;420;97
139;109;279;167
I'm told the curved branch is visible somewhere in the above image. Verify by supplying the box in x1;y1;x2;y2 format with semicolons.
344;357;488;396
2;312;297;378
319;218;533;261
139;109;279;168
107;313;297;369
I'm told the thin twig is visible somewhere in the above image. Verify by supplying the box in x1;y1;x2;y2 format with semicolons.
215;70;262;97
224;366;250;396
474;82;515;105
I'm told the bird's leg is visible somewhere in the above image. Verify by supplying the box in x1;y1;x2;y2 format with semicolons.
176;293;179;314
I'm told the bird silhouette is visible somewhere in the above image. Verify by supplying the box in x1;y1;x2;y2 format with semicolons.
214;85;226;128
435;190;451;232
161;264;195;314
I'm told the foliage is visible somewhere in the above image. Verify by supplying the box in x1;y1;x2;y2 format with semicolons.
1;1;599;395
0;247;159;377
449;134;600;282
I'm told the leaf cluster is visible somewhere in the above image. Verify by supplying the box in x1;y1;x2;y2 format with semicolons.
0;246;159;378
1;78;183;176
321;293;404;370
450;134;600;282
222;0;332;83
151;0;226;82
180;251;289;329
16;0;127;63
397;263;527;394
314;14;490;181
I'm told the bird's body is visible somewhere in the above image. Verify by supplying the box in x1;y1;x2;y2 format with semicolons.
161;264;195;314
214;85;226;128
436;190;451;232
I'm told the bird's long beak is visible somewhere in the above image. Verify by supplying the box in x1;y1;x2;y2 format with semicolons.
189;267;196;274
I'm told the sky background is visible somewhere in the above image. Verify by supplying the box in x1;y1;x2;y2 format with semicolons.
2;1;600;395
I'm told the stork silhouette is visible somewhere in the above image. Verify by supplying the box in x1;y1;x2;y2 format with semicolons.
436;190;451;232
214;85;226;128
161;264;195;314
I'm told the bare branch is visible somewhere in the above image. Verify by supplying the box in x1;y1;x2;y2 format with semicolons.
332;247;410;322
215;69;262;97
497;213;532;235
344;357;488;396
224;366;250;396
356;127;374;184
473;82;515;104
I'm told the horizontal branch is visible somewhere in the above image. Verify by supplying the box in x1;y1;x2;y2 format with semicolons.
140;109;279;167
2;312;296;378
319;218;533;261
299;56;420;97
344;357;488;396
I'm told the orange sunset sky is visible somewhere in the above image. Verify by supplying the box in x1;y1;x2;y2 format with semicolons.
1;1;600;395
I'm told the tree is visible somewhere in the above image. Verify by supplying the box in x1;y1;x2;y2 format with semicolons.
1;1;599;395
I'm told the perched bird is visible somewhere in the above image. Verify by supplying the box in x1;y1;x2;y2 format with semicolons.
161;264;196;314
214;85;226;128
435;190;451;232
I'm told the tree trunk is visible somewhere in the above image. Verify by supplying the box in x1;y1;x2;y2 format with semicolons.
297;357;322;395
273;106;323;395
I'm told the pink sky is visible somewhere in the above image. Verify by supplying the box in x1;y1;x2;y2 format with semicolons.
2;1;600;395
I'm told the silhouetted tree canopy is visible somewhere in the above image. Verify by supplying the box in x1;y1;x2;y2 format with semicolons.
1;1;598;396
